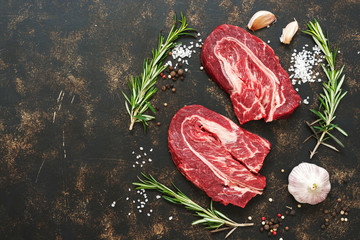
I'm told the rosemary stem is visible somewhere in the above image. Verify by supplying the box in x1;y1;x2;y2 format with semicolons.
310;131;326;159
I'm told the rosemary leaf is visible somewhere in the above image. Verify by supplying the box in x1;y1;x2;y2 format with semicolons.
303;19;348;159
133;174;253;237
123;13;195;131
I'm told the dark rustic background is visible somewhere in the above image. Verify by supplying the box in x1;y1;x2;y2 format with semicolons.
1;0;359;239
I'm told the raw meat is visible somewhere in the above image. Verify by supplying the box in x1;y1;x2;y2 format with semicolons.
201;24;301;125
168;105;270;208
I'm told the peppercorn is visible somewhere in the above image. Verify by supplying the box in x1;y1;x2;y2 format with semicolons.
270;218;274;222
156;122;161;126
265;220;269;224
259;227;264;232
342;207;347;211
345;212;348;216
180;76;185;81
274;224;279;229
321;224;326;230
331;212;336;217
178;62;182;67
175;74;179;78
269;222;273;225
161;86;166;91
169;66;173;70
172;77;176;81
325;218;329;222
166;84;171;89
162;75;166;79
272;231;277;236
171;88;176;93
261;217;266;221
285;226;289;231
285;210;289;215
163;103;168;107
337;198;342;202
290;210;296;216
264;225;270;230
170;71;176;77
267;232;272;237
178;69;184;75
324;209;329;214
277;213;281;218
169;51;172;56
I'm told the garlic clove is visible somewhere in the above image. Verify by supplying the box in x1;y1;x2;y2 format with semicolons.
288;162;331;205
247;10;276;31
280;19;299;44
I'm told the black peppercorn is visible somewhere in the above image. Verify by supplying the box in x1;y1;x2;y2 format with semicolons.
290;210;296;216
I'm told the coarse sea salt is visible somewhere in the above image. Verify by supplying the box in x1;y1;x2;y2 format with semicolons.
288;44;324;104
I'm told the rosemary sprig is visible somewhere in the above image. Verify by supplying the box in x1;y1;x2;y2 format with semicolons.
303;19;348;159
133;173;253;238
122;13;194;131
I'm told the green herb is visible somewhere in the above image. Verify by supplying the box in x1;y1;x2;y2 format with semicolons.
123;13;194;131
133;173;253;238
303;19;348;159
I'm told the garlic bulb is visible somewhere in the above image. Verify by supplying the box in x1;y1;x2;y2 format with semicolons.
288;162;331;205
280;19;299;44
247;10;276;31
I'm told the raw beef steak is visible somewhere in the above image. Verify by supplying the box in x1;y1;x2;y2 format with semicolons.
168;105;270;207
201;24;301;125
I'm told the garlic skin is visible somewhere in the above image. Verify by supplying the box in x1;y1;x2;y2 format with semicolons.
247;11;276;31
288;162;331;205
280;19;299;44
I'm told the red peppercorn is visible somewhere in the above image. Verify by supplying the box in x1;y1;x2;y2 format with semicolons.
261;217;266;221
272;231;277;236
162;75;166;79
160;72;163;76
277;213;281;218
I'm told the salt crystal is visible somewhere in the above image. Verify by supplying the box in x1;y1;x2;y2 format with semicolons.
129;188;131;191
132;165;135;168
267;40;270;43
111;201;116;207
156;195;161;199
139;210;142;213
128;213;131;215
140;164;143;167
132;151;135;154
169;216;173;220
150;209;153;212
126;197;129;200
147;213;151;216
150;148;153;152
148;158;152;162
144;153;147;156
140;147;143;150
197;33;201;36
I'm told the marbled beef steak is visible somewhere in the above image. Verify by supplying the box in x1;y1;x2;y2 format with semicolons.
168;105;270;207
201;24;301;125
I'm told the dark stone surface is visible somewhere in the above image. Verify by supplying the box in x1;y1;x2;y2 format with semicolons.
0;0;359;239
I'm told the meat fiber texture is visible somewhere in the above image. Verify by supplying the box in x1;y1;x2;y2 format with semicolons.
201;24;301;125
168;105;270;208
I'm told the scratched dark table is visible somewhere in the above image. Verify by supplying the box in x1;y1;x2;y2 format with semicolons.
1;0;360;239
